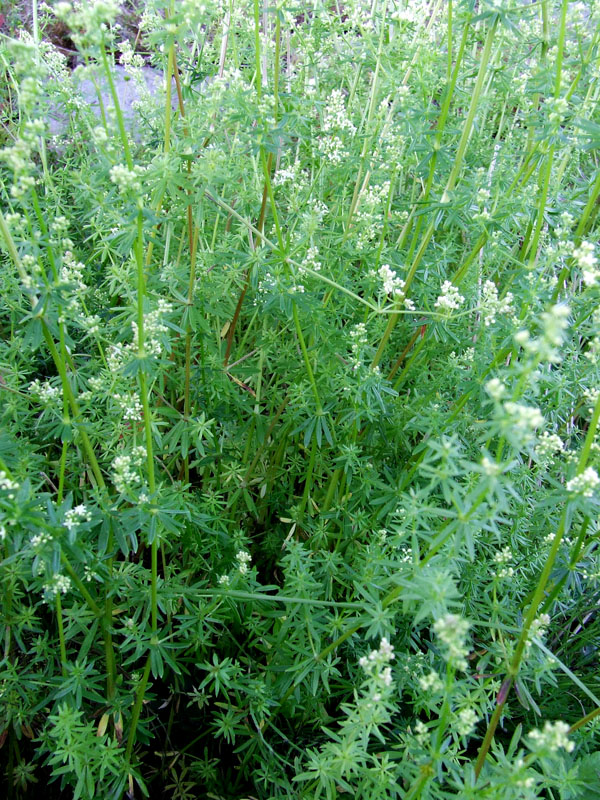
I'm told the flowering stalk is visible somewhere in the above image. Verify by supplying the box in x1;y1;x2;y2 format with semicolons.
372;15;498;368
399;15;470;256
99;37;159;753
474;389;600;779
345;0;388;233
520;0;567;267
223;0;275;366
169;47;199;484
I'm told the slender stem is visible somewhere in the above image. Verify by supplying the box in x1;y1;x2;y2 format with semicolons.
125;657;152;763
100;35;161;757
570;705;600;734
61;555;102;616
55;593;67;678
446;0;452;82
372;16;497;368
345;0;388;233
253;0;262;100
57;440;68;503
474;388;600;779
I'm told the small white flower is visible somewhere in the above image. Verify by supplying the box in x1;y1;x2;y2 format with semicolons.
109;163;144;195
481;456;501;477
480;281;513;326
435;281;464;313
503;402;544;433
235;550;252;575
63;504;92;532
378;264;405;297
535;432;564;462
573;241;598;286
457;707;479;736
485;378;506;401
433;614;470;670
566;467;600;498
418;671;443;692
528;720;574;754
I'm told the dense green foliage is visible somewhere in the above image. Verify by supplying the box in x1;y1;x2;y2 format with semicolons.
1;0;600;797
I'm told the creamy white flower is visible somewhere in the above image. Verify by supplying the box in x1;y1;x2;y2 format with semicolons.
566;467;600;498
435;281;464;313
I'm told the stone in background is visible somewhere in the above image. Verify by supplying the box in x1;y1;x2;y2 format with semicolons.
48;64;175;141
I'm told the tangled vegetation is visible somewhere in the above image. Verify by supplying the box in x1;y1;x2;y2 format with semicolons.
1;1;600;798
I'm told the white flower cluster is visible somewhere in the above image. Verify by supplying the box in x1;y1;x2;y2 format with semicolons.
118;39;145;71
53;0;121;46
0;471;19;499
354;182;390;250
515;305;570;363
217;574;230;586
31;531;52;548
256;269;276;302
112;451;144;494
318;89;356;164
413;719;429;744
480;281;514;326
303;246;322;272
60;251;87;293
349;322;369;371
379;263;405;296
456;707;479;737
273;161;302;187
391;0;429;24
583;387;600;415
64;504;92;532
435;281;465;314
29;379;61;405
418;670;443;693
0;117;46;197
481;456;502;477
545;96;569;126
113;392;143;421
359;637;395;690
503;402;544;437
80;314;101;336
131;298;173;356
527;613;550;650
528;720;574;754
0;525;6;541
236;550;252;575
433;613;470;671
0;135;34;175
485;377;506;401
566;467;600;498
43;573;72;600
573;241;598;287
109;164;146;196
19;254;41;291
493;546;514;579
535;432;564;463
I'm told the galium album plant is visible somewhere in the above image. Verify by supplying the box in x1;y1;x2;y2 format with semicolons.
1;0;600;797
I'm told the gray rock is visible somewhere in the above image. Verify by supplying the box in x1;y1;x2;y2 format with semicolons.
48;64;175;141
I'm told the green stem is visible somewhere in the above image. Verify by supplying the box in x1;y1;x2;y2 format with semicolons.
61;554;102;616
100;36;160;755
253;0;262;100
345;0;388;233
55;592;67;678
474;388;600;778
372;16;497;368
125;656;152;763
